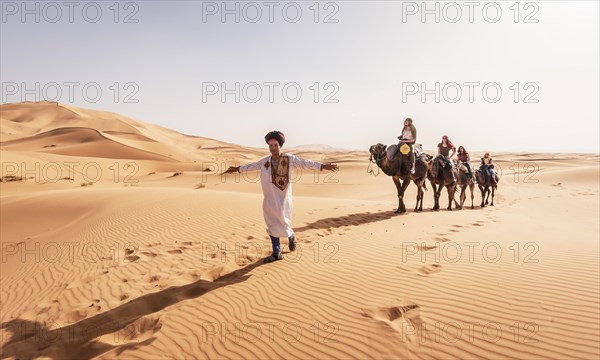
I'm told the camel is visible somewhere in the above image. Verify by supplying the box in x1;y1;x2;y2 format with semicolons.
455;161;475;209
368;143;429;213
427;156;458;211
475;167;499;207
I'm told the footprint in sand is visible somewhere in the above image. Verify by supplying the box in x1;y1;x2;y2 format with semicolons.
236;257;253;266
66;306;101;322
141;252;158;258
417;244;437;251
453;224;471;231
106;317;162;345
435;236;450;242
167;249;183;255
417;264;442;276
362;302;424;344
125;255;140;262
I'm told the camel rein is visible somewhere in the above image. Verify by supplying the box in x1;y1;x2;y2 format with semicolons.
367;153;381;176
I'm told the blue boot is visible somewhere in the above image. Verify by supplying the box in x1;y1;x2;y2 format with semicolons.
265;235;283;263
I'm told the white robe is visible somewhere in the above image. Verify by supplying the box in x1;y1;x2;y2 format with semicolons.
239;154;323;238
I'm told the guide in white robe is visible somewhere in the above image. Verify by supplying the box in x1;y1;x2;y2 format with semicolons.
239;153;323;238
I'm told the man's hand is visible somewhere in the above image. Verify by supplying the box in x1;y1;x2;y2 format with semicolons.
322;163;338;171
223;166;240;174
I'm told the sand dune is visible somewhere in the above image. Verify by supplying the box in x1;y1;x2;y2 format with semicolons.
1;102;598;359
1;127;175;161
1;101;254;163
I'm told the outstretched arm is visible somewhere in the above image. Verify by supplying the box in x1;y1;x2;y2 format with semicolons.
290;154;338;171
321;163;338;171
223;160;262;174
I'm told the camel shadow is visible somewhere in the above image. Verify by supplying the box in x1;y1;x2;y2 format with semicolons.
0;260;264;360
294;211;398;233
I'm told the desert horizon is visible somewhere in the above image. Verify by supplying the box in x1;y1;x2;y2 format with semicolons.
1;101;598;359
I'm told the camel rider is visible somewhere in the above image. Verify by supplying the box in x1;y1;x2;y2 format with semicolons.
225;131;338;263
457;146;474;179
437;135;456;169
481;152;497;184
397;117;417;174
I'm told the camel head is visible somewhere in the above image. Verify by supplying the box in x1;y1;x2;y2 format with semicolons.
369;143;387;161
426;157;437;180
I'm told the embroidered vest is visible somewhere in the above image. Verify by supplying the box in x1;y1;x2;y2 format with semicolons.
265;155;290;191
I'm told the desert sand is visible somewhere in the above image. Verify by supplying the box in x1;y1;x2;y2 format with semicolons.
1;101;598;359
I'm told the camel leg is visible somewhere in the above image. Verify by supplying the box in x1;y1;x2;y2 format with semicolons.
491;186;495;206
456;186;461;210
392;176;403;213
418;179;425;212
470;184;475;209
414;184;421;212
485;187;491;205
451;189;459;209
479;185;486;208
447;184;455;211
459;185;466;210
432;182;440;211
414;179;424;212
419;183;425;212
397;178;411;213
450;183;460;209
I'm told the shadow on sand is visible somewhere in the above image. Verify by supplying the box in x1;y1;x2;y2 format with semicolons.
0;261;265;360
294;210;399;233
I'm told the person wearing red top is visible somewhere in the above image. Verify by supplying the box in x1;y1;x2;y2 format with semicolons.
457;146;473;179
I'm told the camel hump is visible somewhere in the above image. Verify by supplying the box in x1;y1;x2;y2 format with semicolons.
386;144;399;161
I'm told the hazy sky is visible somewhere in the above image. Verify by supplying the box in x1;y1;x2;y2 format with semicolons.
1;1;599;153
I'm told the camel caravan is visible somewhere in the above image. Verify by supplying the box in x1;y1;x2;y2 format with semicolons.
368;118;499;213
